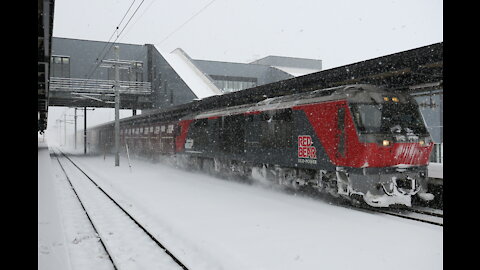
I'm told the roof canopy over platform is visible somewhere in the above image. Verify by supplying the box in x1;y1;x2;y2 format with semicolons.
38;0;55;132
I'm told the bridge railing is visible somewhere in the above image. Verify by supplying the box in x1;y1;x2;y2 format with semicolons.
49;77;152;95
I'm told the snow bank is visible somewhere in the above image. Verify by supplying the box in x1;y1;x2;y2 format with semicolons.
38;142;72;270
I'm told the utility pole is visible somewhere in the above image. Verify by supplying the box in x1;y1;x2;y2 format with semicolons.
100;46;138;167
114;46;120;167
64;113;67;146
100;47;139;167
74;108;77;149
84;107;87;154
82;107;95;155
67;108;84;150
58;112;76;148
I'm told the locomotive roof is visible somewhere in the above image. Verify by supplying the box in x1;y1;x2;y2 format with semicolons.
190;84;404;119
89;83;407;129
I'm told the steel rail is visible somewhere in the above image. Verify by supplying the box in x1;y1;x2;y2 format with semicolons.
357;204;443;226
405;207;443;218
303;190;444;226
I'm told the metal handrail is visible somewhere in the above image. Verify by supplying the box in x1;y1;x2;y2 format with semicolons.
49;77;152;94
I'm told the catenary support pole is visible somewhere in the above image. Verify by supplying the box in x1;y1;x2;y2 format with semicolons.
114;46;120;166
84;107;87;154
64;113;67;146
74;108;77;150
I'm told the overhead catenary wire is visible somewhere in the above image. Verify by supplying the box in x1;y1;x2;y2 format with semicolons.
72;0;216;107
119;0;159;41
91;0;138;70
84;0;216;80
155;0;217;47
84;0;147;81
58;1;147;134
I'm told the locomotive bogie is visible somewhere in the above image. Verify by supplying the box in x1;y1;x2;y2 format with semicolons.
334;166;430;207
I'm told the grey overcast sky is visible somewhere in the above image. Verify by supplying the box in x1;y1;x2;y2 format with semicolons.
46;0;443;142
53;0;443;69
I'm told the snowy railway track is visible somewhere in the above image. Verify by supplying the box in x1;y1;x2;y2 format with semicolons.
52;149;190;270
52;150;118;270
288;187;443;226
406;206;443;218
360;205;443;226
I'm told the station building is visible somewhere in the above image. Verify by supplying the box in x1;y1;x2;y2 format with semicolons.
50;37;322;109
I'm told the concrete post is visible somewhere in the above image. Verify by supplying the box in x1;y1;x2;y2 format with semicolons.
74;108;77;149
84;107;87;154
114;46;120;166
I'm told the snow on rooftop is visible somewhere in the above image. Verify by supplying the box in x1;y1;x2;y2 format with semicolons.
162;48;223;99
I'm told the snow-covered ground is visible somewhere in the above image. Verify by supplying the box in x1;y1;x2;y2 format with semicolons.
39;141;443;270
38;142;72;270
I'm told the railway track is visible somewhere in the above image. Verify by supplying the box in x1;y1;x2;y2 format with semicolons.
52;148;190;270
361;205;443;226
407;206;443;218
287;186;443;226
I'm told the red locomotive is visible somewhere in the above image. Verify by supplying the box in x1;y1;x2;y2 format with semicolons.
89;84;434;207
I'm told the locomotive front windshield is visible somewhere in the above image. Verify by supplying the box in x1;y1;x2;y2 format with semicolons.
350;102;428;135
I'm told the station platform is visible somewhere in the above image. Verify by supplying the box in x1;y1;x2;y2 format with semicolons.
38;140;72;270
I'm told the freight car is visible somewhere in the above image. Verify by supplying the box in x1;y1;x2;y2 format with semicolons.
89;84;435;207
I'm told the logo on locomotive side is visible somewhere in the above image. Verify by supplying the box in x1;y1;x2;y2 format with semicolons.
298;135;317;164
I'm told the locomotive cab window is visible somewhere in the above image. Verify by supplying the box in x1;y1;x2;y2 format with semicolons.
350;102;428;135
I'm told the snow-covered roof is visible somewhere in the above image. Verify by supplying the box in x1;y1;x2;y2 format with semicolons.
162;48;223;99
272;66;321;77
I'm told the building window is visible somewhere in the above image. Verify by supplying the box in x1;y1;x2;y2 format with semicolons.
210;75;257;93
51;55;71;77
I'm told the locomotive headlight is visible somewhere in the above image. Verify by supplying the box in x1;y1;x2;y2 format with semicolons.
419;137;431;146
392;97;399;102
382;140;391;146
